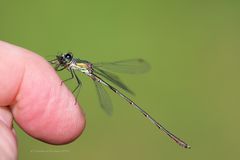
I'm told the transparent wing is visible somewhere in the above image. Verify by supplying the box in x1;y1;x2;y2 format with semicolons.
93;66;134;95
93;59;150;74
94;80;113;115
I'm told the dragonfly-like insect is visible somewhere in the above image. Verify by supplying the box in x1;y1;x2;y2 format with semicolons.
48;52;191;149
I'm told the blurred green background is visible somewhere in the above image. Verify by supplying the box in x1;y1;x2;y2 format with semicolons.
1;0;240;159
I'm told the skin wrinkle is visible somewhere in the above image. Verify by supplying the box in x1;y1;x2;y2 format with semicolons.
10;51;26;106
0;53;24;106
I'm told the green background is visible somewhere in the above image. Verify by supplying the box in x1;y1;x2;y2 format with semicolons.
1;0;240;159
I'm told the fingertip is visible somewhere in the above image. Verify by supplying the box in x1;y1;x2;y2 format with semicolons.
0;41;86;144
12;50;86;144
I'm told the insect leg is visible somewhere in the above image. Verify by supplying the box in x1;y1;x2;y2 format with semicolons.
72;70;82;104
60;68;74;85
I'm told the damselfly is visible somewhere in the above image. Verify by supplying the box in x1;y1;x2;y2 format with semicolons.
48;52;191;149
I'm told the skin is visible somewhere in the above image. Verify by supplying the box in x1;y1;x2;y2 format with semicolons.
0;41;86;159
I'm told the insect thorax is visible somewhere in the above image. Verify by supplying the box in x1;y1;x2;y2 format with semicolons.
69;62;92;74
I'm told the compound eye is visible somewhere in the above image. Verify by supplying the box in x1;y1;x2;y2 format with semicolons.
65;53;72;60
